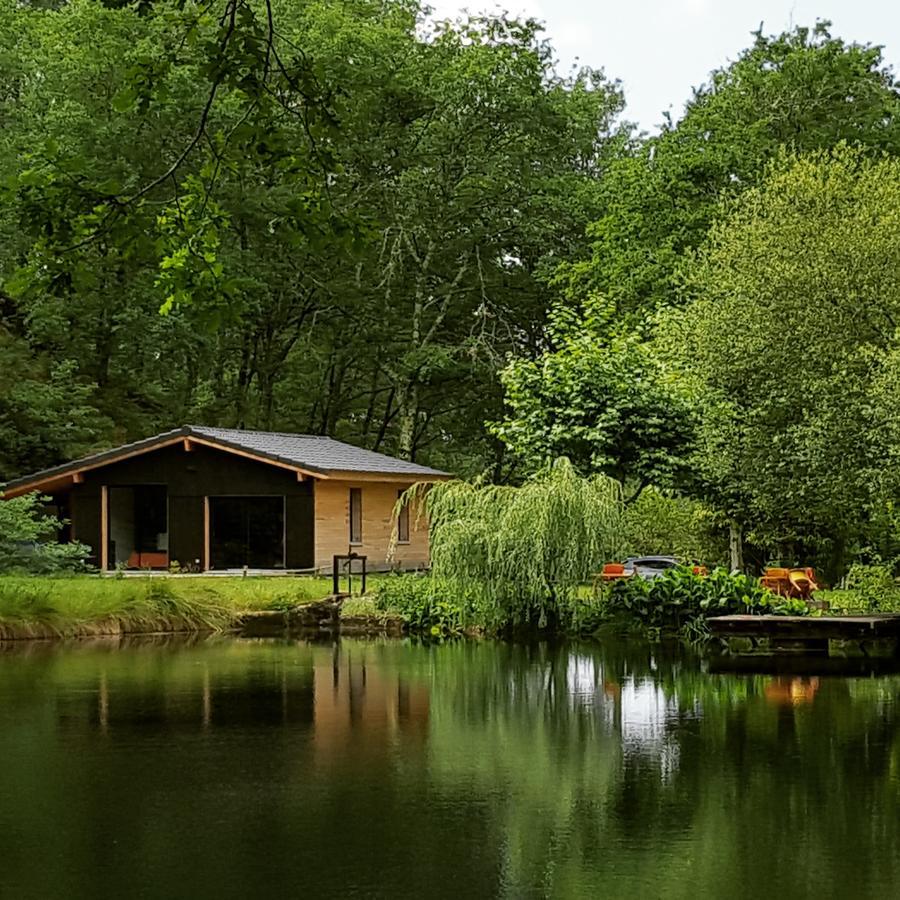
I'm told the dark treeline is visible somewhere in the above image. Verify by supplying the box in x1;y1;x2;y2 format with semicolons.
0;0;625;477
4;2;900;576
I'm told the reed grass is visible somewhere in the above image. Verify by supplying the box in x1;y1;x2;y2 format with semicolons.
0;575;336;640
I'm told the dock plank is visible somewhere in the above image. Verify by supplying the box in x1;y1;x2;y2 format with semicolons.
708;614;900;640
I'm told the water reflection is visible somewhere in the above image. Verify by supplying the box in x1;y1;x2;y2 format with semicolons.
0;636;899;899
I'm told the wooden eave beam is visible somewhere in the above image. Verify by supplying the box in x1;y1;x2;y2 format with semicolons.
1;433;328;500
323;470;453;484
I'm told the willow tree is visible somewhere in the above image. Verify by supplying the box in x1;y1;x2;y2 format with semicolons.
406;458;624;629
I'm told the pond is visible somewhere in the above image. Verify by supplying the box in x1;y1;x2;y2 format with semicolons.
1;635;899;899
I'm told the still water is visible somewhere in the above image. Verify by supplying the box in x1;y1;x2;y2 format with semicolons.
1;635;899;899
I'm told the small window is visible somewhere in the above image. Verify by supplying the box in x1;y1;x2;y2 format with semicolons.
349;488;362;544
397;490;410;543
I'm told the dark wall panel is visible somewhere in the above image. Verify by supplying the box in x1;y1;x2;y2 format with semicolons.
285;494;314;569
67;444;315;569
72;484;102;565
170;496;204;568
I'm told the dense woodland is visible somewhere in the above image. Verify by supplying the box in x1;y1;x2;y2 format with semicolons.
4;1;900;577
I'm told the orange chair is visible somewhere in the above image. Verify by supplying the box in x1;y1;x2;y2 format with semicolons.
600;563;628;582
760;567;791;595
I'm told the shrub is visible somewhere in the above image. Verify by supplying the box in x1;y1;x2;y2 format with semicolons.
844;563;900;610
0;494;91;574
373;574;468;637
601;566;809;633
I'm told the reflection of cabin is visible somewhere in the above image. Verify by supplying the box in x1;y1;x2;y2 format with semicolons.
1;426;449;572
313;651;431;757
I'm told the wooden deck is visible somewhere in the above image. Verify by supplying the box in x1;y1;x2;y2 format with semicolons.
709;614;900;658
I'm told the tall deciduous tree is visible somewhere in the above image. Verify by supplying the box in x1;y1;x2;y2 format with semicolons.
559;22;900;321
663;146;900;576
0;0;626;479
492;302;693;495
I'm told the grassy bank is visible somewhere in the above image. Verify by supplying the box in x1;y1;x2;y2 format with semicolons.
0;575;337;640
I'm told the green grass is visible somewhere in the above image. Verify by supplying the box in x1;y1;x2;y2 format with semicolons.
0;574;337;639
339;595;380;618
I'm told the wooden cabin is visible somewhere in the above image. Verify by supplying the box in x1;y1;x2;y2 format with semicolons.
0;426;451;573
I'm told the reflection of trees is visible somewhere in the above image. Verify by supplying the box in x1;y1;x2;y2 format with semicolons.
422;641;900;897
1;637;900;896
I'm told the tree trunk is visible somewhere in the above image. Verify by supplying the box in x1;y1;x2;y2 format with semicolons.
396;381;419;460
729;521;744;573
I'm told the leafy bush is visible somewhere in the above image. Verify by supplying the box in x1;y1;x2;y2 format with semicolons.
844;563;900;610
601;566;809;633
372;575;467;637
0;494;91;574
623;488;727;565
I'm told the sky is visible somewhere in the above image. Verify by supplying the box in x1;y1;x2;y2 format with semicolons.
430;1;900;133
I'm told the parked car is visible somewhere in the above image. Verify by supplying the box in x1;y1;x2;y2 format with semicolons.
622;556;680;580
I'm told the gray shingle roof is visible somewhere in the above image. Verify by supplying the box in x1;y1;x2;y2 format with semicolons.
2;425;450;494
187;426;449;477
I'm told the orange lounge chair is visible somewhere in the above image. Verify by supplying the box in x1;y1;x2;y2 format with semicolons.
760;567;791;596
787;569;819;600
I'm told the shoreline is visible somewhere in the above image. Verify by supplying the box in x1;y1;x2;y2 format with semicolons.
0;574;406;642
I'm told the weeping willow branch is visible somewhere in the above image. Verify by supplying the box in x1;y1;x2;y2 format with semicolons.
396;459;625;629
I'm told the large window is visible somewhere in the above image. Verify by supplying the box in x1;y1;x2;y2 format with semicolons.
209;496;285;569
108;485;168;569
349;488;362;544
397;489;409;543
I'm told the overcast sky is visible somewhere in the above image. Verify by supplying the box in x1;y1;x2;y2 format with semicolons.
430;1;900;133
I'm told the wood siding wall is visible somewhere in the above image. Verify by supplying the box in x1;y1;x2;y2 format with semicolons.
313;479;430;571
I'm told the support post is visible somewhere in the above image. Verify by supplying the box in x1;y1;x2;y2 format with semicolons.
100;485;109;572
203;496;210;572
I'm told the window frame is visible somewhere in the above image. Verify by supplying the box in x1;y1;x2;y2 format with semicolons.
396;489;410;544
349;487;363;545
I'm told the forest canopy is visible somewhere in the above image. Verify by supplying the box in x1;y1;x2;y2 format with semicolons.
3;3;900;577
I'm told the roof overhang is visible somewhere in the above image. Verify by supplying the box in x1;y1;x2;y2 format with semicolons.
1;429;330;499
323;470;454;483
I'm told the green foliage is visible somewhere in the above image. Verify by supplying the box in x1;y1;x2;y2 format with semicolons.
493;309;693;489
843;564;900;611
622;487;726;564
662;146;900;574
601;567;809;634
372;574;466;637
406;459;625;630
558;22;900;322
0;0;626;479
0;494;91;573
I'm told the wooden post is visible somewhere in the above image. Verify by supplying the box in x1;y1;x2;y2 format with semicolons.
203;496;210;571
100;485;109;572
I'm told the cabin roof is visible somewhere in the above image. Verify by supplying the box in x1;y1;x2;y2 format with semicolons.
1;425;451;497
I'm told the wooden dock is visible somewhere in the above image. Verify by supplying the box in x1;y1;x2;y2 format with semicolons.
708;614;900;658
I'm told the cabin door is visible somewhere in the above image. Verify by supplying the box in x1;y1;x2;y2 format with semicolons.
209;496;285;569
